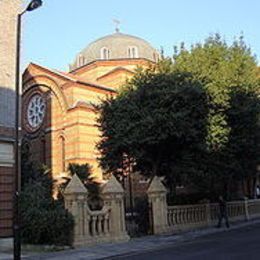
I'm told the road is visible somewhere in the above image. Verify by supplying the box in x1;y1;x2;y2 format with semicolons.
110;223;260;260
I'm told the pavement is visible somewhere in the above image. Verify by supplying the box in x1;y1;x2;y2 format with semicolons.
1;219;260;260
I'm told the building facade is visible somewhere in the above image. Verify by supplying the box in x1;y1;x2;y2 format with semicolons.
0;0;21;240
22;32;159;182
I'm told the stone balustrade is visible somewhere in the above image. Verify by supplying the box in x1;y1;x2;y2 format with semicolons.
82;206;111;242
167;204;208;231
224;201;245;221
148;176;260;235
248;199;260;218
167;201;247;232
64;174;129;247
64;174;260;244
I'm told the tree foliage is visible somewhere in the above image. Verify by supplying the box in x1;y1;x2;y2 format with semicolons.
67;163;103;210
97;34;260;199
67;163;92;184
172;34;260;198
97;68;209;189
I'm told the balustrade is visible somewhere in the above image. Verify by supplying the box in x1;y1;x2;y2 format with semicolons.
248;199;260;218
167;204;207;231
165;199;260;233
87;207;110;238
64;174;260;243
148;177;260;235
63;174;129;247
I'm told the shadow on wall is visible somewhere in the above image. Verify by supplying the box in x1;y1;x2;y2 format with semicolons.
22;72;54;176
22;67;70;185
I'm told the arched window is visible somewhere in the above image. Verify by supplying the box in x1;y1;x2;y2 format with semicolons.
21;141;31;161
100;47;110;59
128;46;138;58
59;136;65;172
41;136;46;165
77;54;85;67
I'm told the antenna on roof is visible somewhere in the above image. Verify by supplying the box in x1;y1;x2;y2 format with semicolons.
113;19;121;33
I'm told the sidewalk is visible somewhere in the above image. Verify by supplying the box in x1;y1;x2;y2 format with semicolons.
1;219;260;260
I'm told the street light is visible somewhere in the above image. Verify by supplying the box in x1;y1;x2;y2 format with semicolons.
25;0;43;12
14;1;42;259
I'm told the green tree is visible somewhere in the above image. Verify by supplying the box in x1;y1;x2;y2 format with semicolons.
226;90;260;197
67;163;103;210
172;34;260;198
96;68;209;194
67;163;92;184
173;34;259;149
97;34;259;200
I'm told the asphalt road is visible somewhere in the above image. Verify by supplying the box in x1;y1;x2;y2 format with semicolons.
111;223;260;260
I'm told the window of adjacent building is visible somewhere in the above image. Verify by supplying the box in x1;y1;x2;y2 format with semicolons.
0;142;14;166
101;47;110;59
128;46;138;58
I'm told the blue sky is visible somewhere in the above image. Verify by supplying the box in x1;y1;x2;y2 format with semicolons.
22;0;260;71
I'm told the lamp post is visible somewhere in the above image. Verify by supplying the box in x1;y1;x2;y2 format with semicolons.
14;1;42;259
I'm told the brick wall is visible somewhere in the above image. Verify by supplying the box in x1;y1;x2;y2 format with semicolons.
0;142;14;238
0;166;14;237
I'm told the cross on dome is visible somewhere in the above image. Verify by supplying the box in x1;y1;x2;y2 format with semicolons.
113;19;121;33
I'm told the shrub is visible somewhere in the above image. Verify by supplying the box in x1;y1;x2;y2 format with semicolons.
20;167;74;246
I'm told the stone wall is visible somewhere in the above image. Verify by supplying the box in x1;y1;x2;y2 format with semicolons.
0;143;15;239
0;0;21;128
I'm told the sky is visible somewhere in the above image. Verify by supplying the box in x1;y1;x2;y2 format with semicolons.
22;0;260;72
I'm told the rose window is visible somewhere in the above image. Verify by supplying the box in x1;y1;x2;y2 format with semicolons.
27;94;46;129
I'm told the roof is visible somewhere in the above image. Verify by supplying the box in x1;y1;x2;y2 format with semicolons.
24;63;116;93
97;67;134;81
70;32;160;71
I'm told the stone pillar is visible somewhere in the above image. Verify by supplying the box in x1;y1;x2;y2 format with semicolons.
64;174;88;247
205;201;211;226
102;175;129;242
147;176;168;234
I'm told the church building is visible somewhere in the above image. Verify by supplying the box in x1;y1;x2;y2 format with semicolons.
22;31;160;182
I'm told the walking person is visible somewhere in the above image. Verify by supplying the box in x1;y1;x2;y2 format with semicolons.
256;185;260;199
217;196;230;228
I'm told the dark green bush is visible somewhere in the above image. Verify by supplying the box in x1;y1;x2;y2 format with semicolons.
20;166;74;246
167;192;218;205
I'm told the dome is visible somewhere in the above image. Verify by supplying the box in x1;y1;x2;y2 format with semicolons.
70;32;159;71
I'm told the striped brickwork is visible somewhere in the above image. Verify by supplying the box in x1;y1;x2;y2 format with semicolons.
22;59;151;181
